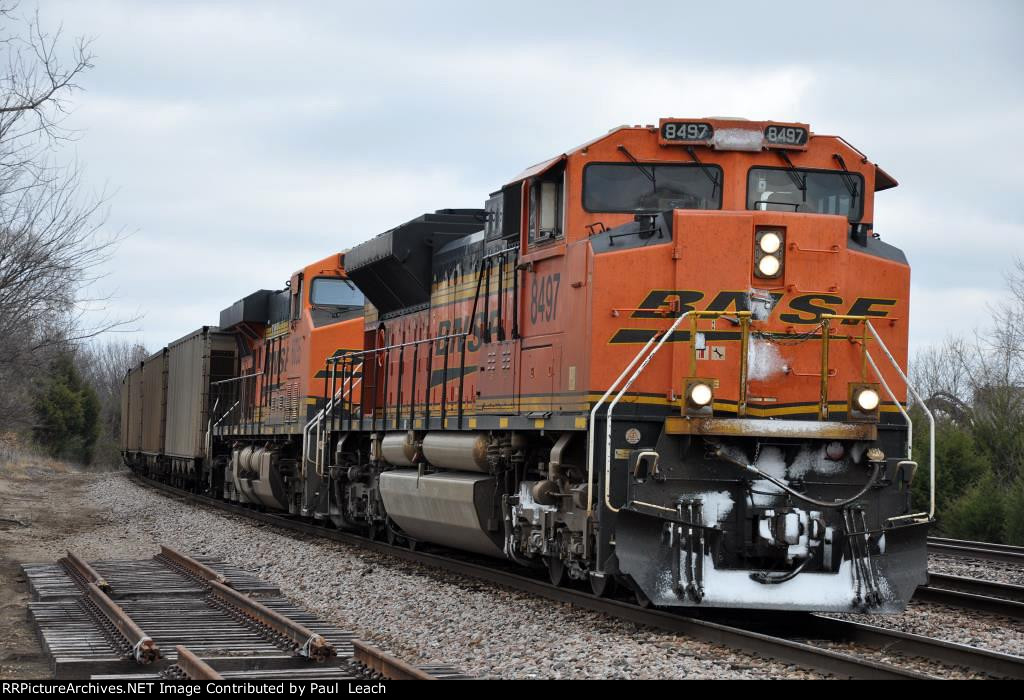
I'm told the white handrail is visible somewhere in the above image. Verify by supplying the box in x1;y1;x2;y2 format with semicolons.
865;351;913;460
302;363;363;478
585;333;660;517
865;321;936;519
605;311;693;513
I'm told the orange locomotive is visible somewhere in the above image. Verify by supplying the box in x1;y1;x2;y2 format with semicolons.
306;117;931;611
126;117;933;612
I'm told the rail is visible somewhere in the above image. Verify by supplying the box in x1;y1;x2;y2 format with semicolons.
157;545;232;587
85;581;160;664
207;580;335;661
352;639;436;680
173;645;224;681
60;551;110;593
927;537;1024;564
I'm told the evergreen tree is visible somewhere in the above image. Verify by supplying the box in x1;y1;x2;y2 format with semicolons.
32;352;101;464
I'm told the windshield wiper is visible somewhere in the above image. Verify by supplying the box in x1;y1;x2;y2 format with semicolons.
617;145;656;187
775;149;807;203
831;153;860;212
685;147;720;199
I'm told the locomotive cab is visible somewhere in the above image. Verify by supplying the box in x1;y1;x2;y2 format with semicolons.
213;253;365;515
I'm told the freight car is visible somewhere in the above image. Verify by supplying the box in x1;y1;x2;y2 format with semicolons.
124;117;936;613
121;327;236;489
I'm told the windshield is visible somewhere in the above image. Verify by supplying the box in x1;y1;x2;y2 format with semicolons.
747;167;863;220
310;277;364;307
583;162;722;213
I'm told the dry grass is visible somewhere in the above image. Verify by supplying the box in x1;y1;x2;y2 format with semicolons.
0;433;123;476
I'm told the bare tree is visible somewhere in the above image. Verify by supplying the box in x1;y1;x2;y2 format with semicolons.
912;336;973;418
912;258;1024;479
79;337;147;442
0;5;129;429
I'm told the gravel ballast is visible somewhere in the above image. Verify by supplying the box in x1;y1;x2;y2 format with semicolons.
13;467;1024;679
928;554;1024;587
68;472;830;680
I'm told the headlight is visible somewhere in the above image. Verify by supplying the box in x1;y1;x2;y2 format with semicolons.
759;231;782;254
855;388;880;412
689;382;713;407
757;255;781;277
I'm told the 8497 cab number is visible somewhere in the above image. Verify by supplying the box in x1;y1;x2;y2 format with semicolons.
764;125;808;147
530;273;561;324
661;121;714;143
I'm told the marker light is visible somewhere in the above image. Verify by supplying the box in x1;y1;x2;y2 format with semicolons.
855;388;880;412
757;255;781;277
689;383;713;407
759;231;782;254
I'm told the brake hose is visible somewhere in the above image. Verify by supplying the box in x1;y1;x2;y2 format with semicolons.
713;446;882;510
750;557;811;585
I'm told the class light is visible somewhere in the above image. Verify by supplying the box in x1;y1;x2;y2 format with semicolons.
855;388;880;412
757;255;781;277
759;231;782;254
689;382;713;407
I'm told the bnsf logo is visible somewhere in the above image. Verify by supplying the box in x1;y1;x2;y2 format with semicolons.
608;289;896;343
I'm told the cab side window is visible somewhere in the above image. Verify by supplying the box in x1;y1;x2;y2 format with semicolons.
291;275;303;321
528;170;564;245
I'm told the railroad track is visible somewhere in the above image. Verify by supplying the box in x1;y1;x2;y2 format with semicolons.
928;537;1024;565
27;543;461;680
132;473;1024;679
916;574;1024;621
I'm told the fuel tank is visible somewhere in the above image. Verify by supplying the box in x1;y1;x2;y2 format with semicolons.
378;469;502;556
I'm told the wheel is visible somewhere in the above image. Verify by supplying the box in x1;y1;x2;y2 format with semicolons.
546;556;567;587
589;572;617;597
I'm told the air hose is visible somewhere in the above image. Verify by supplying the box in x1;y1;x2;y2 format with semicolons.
713;446;882;510
750;557;811;584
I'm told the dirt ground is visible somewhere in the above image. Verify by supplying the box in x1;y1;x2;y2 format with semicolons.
0;454;114;680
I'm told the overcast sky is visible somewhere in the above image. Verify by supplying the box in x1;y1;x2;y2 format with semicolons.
43;0;1024;354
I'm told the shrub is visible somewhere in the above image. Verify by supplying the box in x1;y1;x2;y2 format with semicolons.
1004;478;1024;545
32;352;101;464
941;472;1008;542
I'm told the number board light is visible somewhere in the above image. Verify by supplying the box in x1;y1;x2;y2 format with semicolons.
659;120;715;146
763;123;809;150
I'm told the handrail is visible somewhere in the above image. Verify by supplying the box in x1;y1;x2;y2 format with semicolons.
865;351;913;460
605;311;694;514
303;362;363;478
586;332;660;517
210;371;263;387
822;314;934;520
326;331;470;363
865;320;936;520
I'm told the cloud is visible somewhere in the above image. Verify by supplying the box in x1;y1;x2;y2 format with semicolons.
32;0;1024;357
